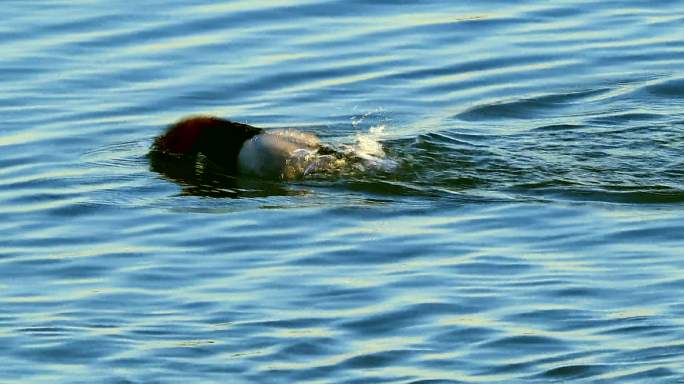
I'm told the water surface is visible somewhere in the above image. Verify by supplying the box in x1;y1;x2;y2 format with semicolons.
2;1;684;383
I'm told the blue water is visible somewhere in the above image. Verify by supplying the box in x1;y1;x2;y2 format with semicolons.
2;1;684;383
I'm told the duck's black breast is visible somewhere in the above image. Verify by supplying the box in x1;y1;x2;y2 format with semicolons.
151;116;263;174
196;120;263;173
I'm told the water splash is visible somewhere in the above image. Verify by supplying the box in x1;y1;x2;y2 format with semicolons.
283;149;344;179
347;123;399;173
283;123;399;180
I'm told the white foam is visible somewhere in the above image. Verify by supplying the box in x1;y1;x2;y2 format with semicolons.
348;124;399;173
246;124;398;180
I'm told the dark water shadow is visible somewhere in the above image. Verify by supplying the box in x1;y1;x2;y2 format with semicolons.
148;151;301;199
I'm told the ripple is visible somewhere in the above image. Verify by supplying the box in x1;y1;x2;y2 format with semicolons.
339;303;473;336
644;77;684;98
456;88;611;121
538;364;609;380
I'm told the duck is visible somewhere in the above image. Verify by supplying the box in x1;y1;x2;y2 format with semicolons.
151;116;327;178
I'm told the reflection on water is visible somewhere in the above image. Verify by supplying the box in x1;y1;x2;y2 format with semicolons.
2;0;684;382
148;150;294;198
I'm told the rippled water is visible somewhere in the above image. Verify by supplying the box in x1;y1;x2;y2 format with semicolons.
2;1;684;382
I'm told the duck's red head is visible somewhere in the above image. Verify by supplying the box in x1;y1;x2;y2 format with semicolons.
152;116;262;172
